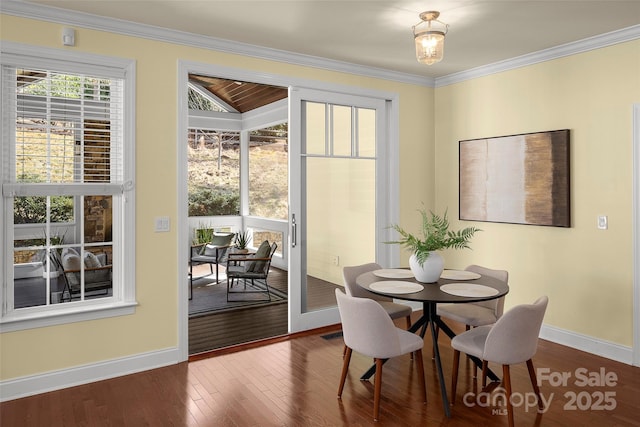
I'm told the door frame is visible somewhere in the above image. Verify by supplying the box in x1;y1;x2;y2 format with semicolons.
176;60;400;360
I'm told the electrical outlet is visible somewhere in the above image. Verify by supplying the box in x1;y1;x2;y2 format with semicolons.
331;255;339;266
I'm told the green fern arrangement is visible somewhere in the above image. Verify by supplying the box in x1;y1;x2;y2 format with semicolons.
387;208;481;266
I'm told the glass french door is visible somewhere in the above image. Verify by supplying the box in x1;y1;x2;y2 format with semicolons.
288;87;388;332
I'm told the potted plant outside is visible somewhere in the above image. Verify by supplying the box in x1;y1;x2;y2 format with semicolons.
193;223;215;246
235;230;252;253
387;208;480;282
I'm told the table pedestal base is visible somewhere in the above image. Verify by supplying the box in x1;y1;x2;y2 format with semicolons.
360;301;500;418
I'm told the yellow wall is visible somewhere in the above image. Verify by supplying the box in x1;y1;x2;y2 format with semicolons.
3;11;636;385
435;40;640;346
0;14;435;380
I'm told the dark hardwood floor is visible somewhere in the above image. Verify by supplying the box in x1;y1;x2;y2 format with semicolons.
3;313;639;426
8;267;639;425
189;267;341;355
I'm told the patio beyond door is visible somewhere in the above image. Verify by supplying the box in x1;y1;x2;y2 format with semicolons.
288;87;387;332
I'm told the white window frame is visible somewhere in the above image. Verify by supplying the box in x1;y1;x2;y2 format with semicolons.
0;42;137;332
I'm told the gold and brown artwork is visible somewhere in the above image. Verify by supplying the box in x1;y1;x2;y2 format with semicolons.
459;130;570;227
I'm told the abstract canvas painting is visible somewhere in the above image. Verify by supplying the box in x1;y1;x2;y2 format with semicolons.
459;130;570;227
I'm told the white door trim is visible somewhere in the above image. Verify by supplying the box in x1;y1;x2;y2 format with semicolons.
633;103;640;366
176;60;400;358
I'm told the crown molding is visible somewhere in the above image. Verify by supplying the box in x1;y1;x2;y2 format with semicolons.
435;24;640;87
2;1;638;90
0;0;435;88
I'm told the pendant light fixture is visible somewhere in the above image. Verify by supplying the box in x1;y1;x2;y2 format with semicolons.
412;11;449;65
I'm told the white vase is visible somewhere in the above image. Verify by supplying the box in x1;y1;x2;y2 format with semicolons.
409;252;444;283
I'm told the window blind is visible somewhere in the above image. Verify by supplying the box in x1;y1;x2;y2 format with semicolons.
2;66;124;188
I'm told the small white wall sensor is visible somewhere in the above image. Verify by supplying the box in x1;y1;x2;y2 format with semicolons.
62;28;76;46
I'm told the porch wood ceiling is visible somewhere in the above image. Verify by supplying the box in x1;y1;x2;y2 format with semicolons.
189;75;287;113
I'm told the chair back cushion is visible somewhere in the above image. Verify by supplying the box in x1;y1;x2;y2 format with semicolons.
342;263;392;302
61;252;82;286
84;252;102;268
62;250;112;288
203;233;235;260
335;289;404;359
61;247;79;259
247;240;272;272
466;264;508;316
483;295;548;364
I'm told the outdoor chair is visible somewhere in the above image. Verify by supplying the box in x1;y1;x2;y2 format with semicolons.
60;247;112;301
226;240;277;302
189;232;235;299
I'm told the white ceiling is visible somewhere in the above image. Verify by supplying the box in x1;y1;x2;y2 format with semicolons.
9;0;640;79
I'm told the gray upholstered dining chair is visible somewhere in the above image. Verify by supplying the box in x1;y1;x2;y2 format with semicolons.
335;289;426;421
437;264;509;329
343;263;413;330
450;295;549;427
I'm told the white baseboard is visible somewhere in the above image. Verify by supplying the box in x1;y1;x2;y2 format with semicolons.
0;346;182;402
1;325;632;402
540;324;633;365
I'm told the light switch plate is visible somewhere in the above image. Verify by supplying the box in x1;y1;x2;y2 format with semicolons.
597;215;608;230
155;216;170;232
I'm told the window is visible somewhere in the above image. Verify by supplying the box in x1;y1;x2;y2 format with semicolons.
187;128;240;216
248;123;288;220
1;43;136;331
187;83;226;112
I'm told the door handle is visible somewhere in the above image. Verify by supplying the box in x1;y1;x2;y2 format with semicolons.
291;214;297;248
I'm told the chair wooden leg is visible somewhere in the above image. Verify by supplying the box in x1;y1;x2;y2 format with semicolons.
481;360;488;388
338;347;352;398
473;359;477;379
451;349;460;405
502;365;514;427
406;316;414;360
373;358;384;421
415;349;427;404
464;325;475;379
526;359;544;411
